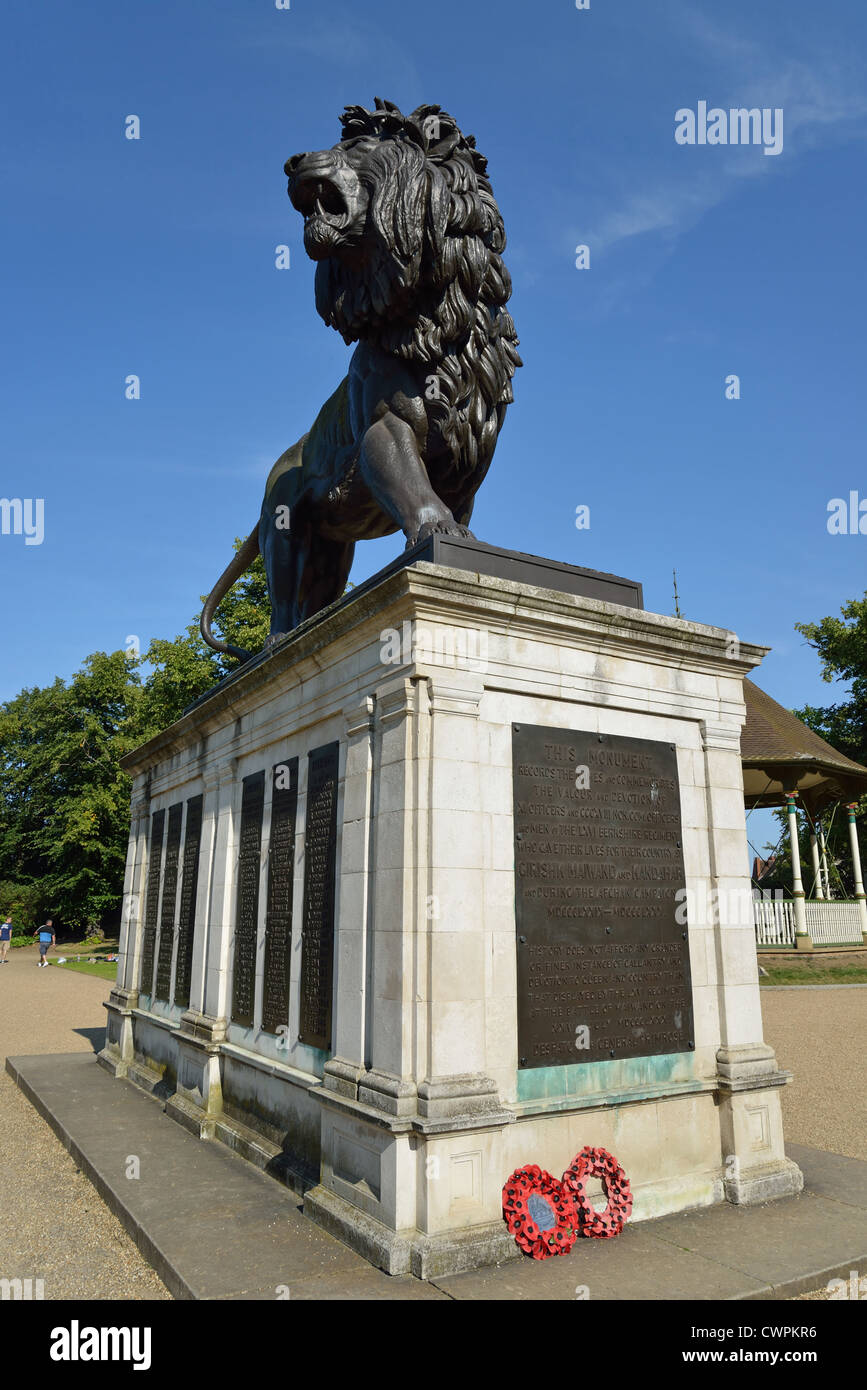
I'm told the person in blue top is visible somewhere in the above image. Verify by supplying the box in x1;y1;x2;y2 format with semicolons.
33;919;55;967
0;917;12;964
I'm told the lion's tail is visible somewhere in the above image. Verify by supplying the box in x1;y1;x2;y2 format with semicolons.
200;526;261;662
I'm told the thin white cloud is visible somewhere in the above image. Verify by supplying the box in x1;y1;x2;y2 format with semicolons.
586;6;867;255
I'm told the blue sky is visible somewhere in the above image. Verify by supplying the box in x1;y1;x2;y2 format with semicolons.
2;0;865;783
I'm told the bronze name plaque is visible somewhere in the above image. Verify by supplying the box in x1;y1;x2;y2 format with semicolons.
140;808;165;996
173;794;203;1009
513;724;692;1069
154;802;183;1001
299;742;339;1050
231;770;266;1027
262;758;299;1036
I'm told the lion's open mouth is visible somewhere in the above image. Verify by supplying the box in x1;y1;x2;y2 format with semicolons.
303;209;349;259
288;160;366;260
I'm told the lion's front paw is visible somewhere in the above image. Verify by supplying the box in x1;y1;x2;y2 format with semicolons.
263;632;291;652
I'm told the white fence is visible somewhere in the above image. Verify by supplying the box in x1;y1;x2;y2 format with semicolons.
753;896;864;947
753;897;795;947
804;900;864;945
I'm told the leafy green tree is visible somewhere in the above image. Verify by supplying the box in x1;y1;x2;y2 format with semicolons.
0;542;357;928
0;880;44;932
136;543;271;732
759;594;867;899
795;594;867;770
0;651;143;930
0;544;273;929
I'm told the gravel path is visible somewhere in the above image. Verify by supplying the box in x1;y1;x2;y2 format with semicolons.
761;985;867;1162
763;982;867;1302
0;945;170;1300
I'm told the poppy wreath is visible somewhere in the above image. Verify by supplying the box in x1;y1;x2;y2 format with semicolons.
502;1165;579;1259
563;1146;633;1239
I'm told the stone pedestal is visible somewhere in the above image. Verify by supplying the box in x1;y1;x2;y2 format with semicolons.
100;555;802;1276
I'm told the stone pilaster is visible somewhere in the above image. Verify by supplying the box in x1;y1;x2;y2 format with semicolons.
164;759;237;1130
322;695;375;1101
700;720;803;1204
186;765;222;1017
200;758;240;1023
119;779;151;994
98;778;150;1077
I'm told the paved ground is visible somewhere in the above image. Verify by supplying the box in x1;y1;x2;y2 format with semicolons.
10;1053;867;1301
0;944;170;1299
10;1051;446;1301
2;945;864;1301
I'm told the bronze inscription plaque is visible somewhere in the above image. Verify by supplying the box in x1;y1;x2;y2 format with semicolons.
154;802;183;1001
262;757;298;1036
231;770;266;1027
299;742;339;1050
513;724;692;1069
140;808;165;996
173;794;203;1010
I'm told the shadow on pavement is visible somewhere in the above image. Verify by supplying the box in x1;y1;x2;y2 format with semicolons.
73;1026;106;1053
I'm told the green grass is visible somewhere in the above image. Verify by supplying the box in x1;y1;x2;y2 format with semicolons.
761;964;867;986
11;934;118;953
50;959;118;981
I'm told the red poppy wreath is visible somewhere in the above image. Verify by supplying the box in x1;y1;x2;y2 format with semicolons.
563;1146;633;1239
502;1165;578;1259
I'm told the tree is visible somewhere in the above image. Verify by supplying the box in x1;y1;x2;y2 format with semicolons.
763;593;867;899
0;543;273;930
795;594;867;769
0;544;356;928
136;544;271;732
0;880;43;932
0;652;143;930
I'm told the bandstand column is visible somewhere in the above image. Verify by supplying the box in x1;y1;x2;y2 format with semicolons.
845;803;867;942
809;829;825;899
786;791;811;950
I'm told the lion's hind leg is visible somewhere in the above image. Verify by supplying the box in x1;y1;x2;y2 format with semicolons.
296;531;355;626
259;500;354;648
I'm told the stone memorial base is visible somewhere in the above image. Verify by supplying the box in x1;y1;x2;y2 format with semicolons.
100;549;802;1277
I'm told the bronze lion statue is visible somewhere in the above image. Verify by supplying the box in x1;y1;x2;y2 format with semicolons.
200;98;521;661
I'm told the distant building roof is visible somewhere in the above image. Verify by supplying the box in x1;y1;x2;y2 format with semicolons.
741;677;867;812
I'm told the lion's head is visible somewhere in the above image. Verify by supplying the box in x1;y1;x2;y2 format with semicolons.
284;99;521;480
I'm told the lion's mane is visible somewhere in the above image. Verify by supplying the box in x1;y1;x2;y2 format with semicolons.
314;99;521;487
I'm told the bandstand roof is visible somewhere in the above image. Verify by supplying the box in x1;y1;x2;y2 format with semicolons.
741;678;867;813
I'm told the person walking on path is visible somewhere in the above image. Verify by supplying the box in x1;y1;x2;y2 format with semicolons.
0;917;12;964
33;919;55;967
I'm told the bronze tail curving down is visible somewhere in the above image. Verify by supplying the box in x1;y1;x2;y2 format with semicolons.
199;526;260;663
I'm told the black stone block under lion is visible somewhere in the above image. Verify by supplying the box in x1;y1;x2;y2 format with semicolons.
200;99;521;662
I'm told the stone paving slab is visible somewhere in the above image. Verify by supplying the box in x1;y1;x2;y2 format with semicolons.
786;1142;867;1210
642;1195;865;1298
7;1053;445;1302
9;1051;867;1302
